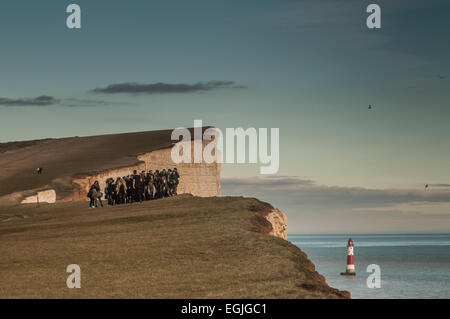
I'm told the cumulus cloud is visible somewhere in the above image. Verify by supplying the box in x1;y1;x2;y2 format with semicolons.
92;81;244;94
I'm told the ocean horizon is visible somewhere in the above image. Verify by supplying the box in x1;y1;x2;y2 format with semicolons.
288;233;450;299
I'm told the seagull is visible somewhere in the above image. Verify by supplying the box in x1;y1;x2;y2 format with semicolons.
368;104;372;110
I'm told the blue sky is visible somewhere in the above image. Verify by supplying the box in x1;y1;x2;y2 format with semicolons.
1;0;449;233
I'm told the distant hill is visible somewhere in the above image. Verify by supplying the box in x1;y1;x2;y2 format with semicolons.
0;139;53;154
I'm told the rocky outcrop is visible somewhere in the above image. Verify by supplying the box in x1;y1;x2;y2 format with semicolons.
249;200;288;240
21;189;56;204
264;208;288;240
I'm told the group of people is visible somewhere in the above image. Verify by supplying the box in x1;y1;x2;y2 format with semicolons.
87;168;180;208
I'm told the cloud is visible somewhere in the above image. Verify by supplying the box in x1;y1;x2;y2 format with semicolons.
92;81;243;94
255;0;443;29
259;0;358;29
0;96;113;107
0;96;59;106
221;176;450;207
59;98;112;107
221;176;450;233
430;184;450;188
354;202;450;216
224;176;316;188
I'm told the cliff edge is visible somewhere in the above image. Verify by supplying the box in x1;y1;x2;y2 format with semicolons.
0;195;349;298
0;128;220;205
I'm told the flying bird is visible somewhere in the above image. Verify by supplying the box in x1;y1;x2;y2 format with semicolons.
438;75;446;80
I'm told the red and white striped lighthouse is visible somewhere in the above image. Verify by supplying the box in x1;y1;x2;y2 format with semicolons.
340;238;356;276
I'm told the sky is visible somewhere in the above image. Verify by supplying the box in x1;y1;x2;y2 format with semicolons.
0;0;450;233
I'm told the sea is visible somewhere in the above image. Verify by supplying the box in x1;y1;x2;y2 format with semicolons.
288;234;450;299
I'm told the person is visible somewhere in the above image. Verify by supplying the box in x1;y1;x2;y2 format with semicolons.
147;173;155;200
125;176;133;203
160;175;170;197
161;169;168;180
36;167;43;174
154;170;161;198
116;177;126;204
132;170;142;203
138;171;146;202
96;189;104;207
87;181;102;208
105;178;116;206
171;168;180;195
166;169;172;195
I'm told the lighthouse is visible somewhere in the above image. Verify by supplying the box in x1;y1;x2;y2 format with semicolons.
340;238;356;276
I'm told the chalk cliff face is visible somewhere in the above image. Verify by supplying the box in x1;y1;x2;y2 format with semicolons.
264;208;288;240
0;127;221;205
66;140;221;202
21;189;56;204
250;200;288;240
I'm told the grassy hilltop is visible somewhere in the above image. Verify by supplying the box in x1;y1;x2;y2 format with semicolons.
0;195;349;298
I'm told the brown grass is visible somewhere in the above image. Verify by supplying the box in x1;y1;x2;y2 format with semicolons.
0;195;349;299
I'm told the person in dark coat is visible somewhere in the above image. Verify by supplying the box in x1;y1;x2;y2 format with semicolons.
125;176;133;203
131;170;142;203
87;181;102;208
171;168;180;195
106;178;117;205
